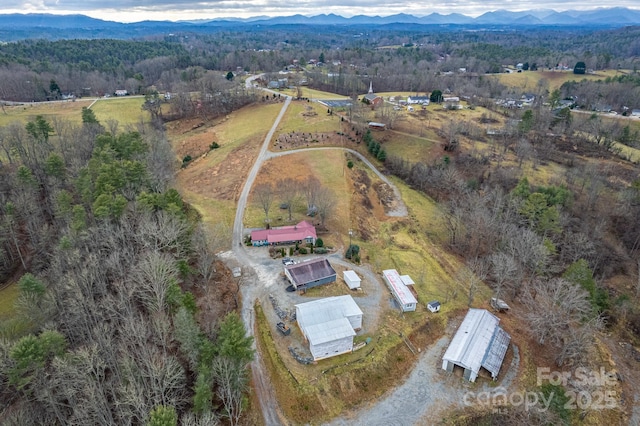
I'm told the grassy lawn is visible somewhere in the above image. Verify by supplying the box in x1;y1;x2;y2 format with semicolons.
273;101;342;136
280;87;349;100
90;97;149;126
0;97;150;128
0;99;94;126
494;69;621;91
382;130;438;163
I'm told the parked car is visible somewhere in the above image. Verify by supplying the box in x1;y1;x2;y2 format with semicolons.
282;257;294;266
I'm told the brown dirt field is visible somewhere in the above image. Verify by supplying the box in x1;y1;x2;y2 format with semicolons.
179;136;263;201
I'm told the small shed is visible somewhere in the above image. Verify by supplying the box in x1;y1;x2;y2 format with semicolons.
427;301;441;313
343;270;361;290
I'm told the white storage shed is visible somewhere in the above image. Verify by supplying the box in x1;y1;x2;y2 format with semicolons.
382;269;418;312
343;270;361;290
296;295;363;361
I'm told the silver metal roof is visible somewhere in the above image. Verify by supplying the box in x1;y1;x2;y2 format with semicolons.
305;318;355;345
442;309;511;380
296;295;363;346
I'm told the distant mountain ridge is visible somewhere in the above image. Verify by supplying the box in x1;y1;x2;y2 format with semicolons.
0;7;639;40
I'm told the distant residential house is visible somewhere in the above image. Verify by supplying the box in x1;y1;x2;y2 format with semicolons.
442;309;511;382
368;122;386;130
250;220;317;246
286;258;337;291
521;93;535;105
267;81;280;89
407;96;430;105
443;96;461;109
558;99;575;108
114;89;128;96
593;103;612;113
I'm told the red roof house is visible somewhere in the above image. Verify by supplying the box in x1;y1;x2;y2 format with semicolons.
251;221;317;246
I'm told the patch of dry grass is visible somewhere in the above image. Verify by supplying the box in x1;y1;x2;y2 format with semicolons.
494;69;621;91
0;99;93;127
273;101;341;136
89;97;149;126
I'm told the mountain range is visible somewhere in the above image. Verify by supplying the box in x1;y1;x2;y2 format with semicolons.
0;7;639;40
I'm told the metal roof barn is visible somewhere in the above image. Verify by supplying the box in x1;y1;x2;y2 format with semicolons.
382;269;418;312
285;258;336;290
296;295;363;361
442;309;511;382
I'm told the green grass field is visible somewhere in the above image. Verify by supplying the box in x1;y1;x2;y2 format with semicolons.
0;99;93;127
90;97;149;126
494;69;623;91
274;101;342;135
0;96;148;128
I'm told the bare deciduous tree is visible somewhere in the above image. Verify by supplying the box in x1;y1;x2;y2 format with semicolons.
314;187;336;227
277;178;300;221
253;183;274;225
302;176;321;214
211;357;248;426
523;278;595;365
133;251;179;314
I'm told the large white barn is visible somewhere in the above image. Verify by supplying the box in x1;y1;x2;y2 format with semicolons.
296;295;363;361
442;309;511;382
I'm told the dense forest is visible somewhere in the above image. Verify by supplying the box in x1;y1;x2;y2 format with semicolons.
0;110;254;424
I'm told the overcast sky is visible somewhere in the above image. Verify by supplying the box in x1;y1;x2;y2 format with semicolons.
2;1;639;23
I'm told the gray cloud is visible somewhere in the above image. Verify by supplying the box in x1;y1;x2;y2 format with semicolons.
3;0;640;21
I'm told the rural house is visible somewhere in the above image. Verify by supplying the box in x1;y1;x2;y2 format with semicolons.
296;295;363;360
251;221;316;246
407;96;430;105
442;309;511;382
382;269;418;312
285;258;337;290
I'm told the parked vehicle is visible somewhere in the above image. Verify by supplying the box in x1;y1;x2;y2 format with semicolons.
277;322;291;335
